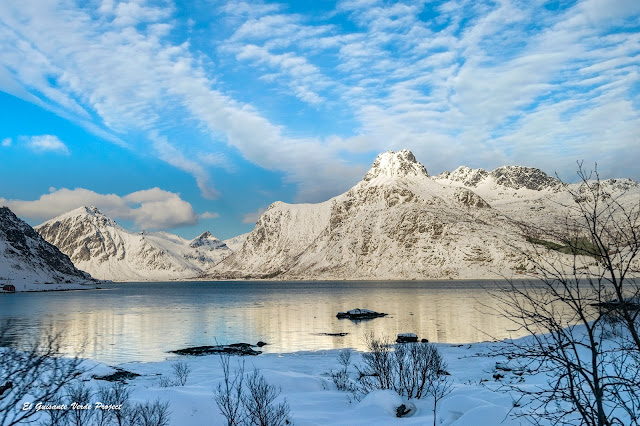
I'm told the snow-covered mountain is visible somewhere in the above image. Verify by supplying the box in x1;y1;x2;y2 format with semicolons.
0;206;96;291
35;207;232;281
209;150;541;280
433;166;640;231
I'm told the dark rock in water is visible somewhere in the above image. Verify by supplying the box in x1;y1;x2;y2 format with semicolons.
396;333;418;343
317;332;349;337
256;341;267;347
171;343;262;356
336;308;387;320
94;368;141;382
421;338;429;343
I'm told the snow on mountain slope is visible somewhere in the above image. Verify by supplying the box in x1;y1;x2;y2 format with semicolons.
35;207;231;281
433;167;640;231
211;150;533;280
0;206;96;291
184;231;232;266
213;200;335;277
222;233;250;252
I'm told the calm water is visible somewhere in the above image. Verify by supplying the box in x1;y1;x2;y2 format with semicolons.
0;280;527;364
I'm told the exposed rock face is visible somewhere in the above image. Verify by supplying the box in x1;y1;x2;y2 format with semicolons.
437;166;489;187
434;165;560;191
190;231;227;250
0;206;94;290
489;166;560;191
36;207;231;281
434;165;639;233
210;150;529;280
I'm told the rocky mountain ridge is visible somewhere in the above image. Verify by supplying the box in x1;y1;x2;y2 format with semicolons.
0;206;96;291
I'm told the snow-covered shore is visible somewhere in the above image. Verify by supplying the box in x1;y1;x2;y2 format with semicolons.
15;341;529;426
9;319;640;426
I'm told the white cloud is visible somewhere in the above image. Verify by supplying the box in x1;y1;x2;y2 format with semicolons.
0;0;638;204
21;135;70;154
0;1;363;200
0;187;198;230
1;138;11;147
200;211;220;219
241;207;266;224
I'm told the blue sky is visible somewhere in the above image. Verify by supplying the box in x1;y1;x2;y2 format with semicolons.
0;0;638;239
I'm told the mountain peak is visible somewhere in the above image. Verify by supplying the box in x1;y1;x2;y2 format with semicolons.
489;166;559;191
438;166;489;187
190;230;226;249
197;231;212;239
38;205;119;230
363;149;429;182
435;165;560;191
63;205;106;218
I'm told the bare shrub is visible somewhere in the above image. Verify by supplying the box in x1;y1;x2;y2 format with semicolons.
171;361;191;386
213;355;291;426
352;333;452;425
331;349;357;393
96;382;132;426
157;376;173;388
65;381;94;426
356;333;395;393
243;369;290;426
132;399;171;426
40;392;69;426
356;333;450;400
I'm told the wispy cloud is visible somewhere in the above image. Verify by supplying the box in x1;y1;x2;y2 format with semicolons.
200;211;220;219
220;0;640;179
0;0;638;205
21;135;70;155
1;187;198;230
1;138;11;147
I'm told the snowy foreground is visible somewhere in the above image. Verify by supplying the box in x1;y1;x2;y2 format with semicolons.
15;340;550;426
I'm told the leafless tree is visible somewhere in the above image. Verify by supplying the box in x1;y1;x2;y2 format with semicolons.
493;163;640;426
0;322;84;426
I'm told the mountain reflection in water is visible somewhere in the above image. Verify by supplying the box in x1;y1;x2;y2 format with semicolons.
0;280;527;364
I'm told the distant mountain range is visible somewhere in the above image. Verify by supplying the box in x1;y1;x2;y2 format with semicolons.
2;149;638;285
35;206;240;281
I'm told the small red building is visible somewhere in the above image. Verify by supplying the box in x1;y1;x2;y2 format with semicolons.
2;284;16;292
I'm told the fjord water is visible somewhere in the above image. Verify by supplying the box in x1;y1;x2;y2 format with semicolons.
0;280;524;364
